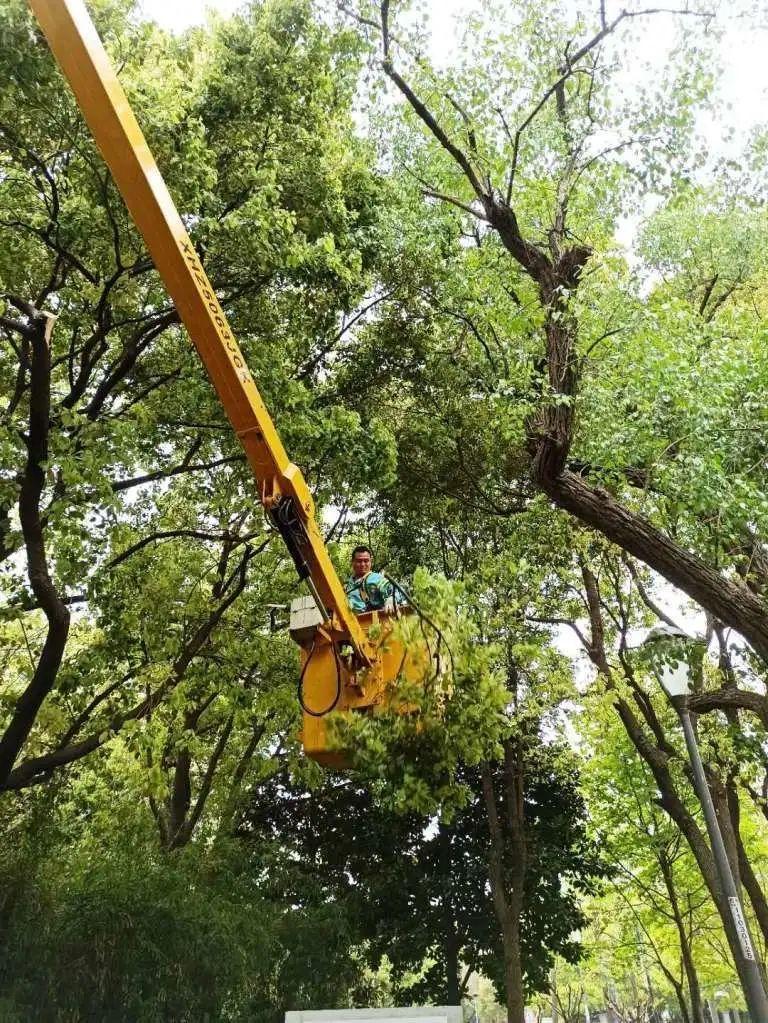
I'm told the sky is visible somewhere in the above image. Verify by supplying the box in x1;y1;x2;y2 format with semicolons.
139;0;241;26
138;0;768;93
135;0;768;293
138;0;239;26
137;0;768;171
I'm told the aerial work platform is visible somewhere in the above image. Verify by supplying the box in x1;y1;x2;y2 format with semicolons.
29;0;435;766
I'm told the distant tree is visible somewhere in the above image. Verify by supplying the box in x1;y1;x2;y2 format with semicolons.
241;739;607;1017
0;782;374;1022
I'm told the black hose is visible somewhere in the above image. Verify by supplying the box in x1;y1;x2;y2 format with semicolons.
267;495;311;581
297;635;343;717
297;576;452;717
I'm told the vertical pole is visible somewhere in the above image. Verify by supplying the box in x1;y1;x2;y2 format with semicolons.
676;701;768;1023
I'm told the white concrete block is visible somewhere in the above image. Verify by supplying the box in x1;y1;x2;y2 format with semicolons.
287;1008;462;1023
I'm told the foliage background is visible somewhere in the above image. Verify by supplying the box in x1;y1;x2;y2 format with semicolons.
2;0;768;1020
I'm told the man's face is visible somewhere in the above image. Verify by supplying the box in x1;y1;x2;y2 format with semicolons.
351;550;372;578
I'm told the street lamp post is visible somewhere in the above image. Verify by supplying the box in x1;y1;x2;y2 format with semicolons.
643;625;768;1023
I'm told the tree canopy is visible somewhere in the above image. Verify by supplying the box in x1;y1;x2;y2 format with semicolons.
2;0;768;1021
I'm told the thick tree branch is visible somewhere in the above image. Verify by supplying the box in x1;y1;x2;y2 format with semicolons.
110;453;245;493
687;687;768;729
0;312;72;788
542;471;768;663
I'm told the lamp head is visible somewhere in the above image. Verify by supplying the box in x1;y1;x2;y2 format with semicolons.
642;622;691;645
640;623;693;698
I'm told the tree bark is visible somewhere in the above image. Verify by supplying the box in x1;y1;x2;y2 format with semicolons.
543;469;768;663
166;747;192;847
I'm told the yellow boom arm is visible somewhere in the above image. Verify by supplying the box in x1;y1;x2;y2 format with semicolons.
29;0;373;663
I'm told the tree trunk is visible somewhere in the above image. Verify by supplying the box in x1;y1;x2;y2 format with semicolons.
481;759;526;1023
657;850;705;1023
669;977;692;1023
165;748;192;848
438;822;461;1005
503;912;526;1023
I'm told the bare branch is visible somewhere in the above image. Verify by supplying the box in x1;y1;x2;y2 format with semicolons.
298;289;396;381
106;529;261;570
423;188;485;219
526;614;590;651
581;326;625;360
378;0;486;201
110;453;245;493
624;557;685;631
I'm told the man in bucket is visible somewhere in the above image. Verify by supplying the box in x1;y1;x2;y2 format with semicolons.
344;545;403;613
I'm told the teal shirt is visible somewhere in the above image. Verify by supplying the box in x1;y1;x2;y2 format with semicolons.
344;571;395;613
